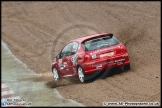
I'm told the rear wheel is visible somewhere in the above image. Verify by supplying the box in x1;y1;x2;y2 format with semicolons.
52;68;60;81
78;66;85;83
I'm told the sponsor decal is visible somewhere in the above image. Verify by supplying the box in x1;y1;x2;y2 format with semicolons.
73;67;77;73
100;52;114;57
107;58;125;64
114;58;125;63
71;53;78;66
85;62;95;65
58;59;63;70
96;64;102;69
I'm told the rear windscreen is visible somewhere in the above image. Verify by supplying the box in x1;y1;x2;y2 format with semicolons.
82;36;119;51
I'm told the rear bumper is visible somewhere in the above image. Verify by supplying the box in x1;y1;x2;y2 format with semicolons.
82;55;130;74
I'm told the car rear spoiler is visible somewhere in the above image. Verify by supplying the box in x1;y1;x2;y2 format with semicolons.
82;33;113;42
100;33;113;38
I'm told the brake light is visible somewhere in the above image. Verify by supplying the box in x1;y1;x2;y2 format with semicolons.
84;52;98;61
120;45;126;54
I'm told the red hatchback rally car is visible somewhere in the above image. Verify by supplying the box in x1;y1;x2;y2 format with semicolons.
52;33;130;82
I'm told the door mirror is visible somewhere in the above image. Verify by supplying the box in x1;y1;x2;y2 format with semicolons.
55;54;60;59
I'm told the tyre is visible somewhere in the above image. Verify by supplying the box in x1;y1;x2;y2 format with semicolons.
52;67;60;81
78;66;85;83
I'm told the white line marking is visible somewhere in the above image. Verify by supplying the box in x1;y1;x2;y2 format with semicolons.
2;90;14;96
2;83;9;88
6;96;21;100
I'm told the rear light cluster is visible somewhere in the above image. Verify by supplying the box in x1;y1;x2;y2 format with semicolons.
120;45;128;57
84;53;98;61
84;54;91;61
120;45;126;54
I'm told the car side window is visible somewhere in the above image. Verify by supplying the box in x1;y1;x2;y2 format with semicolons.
60;43;72;58
71;42;79;55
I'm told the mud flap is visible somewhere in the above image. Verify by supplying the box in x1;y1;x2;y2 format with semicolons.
124;64;131;70
120;64;124;71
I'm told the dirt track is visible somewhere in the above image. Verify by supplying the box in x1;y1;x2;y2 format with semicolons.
2;2;160;106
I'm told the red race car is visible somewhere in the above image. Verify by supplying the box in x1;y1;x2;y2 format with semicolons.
52;33;130;82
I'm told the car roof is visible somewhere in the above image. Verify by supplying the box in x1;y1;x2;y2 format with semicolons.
71;33;113;43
